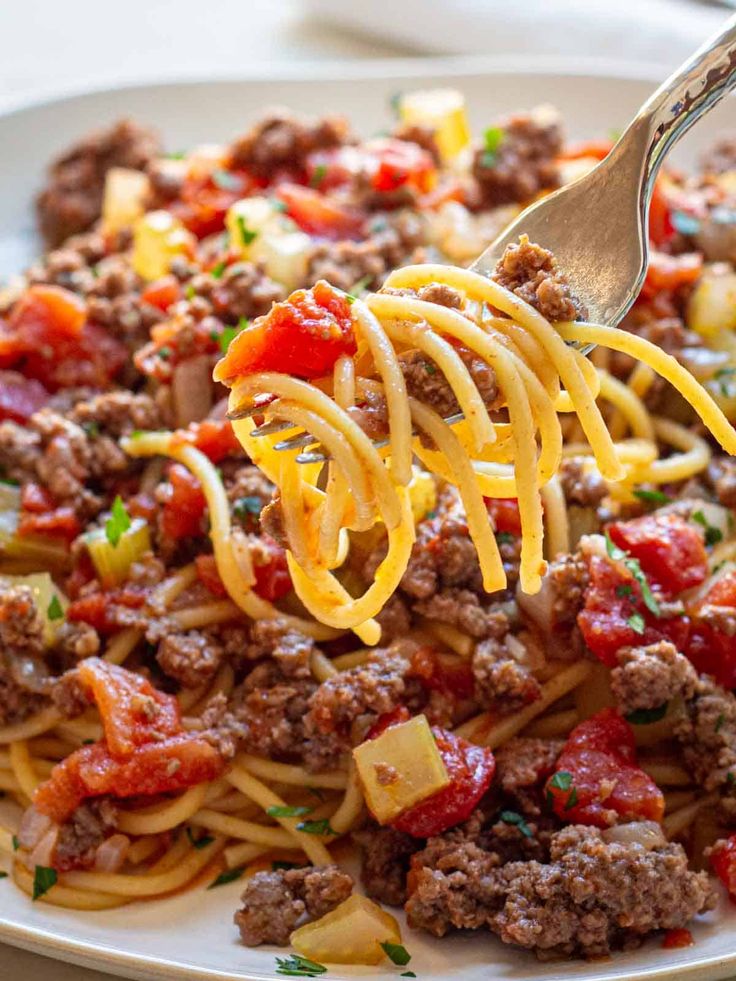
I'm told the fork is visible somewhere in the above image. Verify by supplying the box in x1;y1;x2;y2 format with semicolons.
245;13;736;461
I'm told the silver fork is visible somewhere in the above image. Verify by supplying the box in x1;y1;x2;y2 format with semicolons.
243;13;736;461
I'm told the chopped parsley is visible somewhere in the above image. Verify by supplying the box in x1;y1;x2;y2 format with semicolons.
424;362;437;375
310;164;328;188
158;346;171;360
633;487;671;505
211;260;227;280
626;703;668;725
105;495;131;547
716;712;726;733
233;496;263;518
32;866;57;901
275;954;327;977
186;828;215;850
692;509;723;546
307;787;326;802
11;836;19;852
207;866;244;889
47;595;64;621
616;584;633;598
381;941;412;966
166;150;187;160
295;818;338;836
549;771;572;791
499;810;533;838
728;771;736;786
605;530;660;616
185;283;196;300
481;126;505;167
219;325;239;354
237;214;258;246
272;860;302;871
627;611;646;634
238;316;250;331
389;91;403;117
496;531;514;545
212;169;241;191
401;974;417;979
0;872;7;880
564;787;579;811
82;420;100;438
266;805;313;818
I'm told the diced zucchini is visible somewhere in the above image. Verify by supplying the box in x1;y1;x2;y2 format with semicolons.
85;518;151;587
399;88;471;161
131;211;194;281
101;168;150;235
687;267;736;339
290;894;401;966
352;714;449;824
407;467;437;523
0;572;67;646
226;197;311;289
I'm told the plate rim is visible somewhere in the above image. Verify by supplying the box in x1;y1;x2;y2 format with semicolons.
0;61;733;981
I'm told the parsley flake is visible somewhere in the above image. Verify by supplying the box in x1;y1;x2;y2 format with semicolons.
626;703;668;725
481;126;505;167
47;595;64;621
186;828;215;850
549;771;572;791
401;974;417;979
185;283;196;300
616;584;633;598
627;611;646;634
381;941;411;966
310;164;328;188
219;325;239;354
605;530;660;616
82;420;100;438
233;496;263;518
105;496;131;548
716;712;726;733
499;810;533;838
564;787;579;811
267;805;312;819
212;169;241;191
211;260;227;280
12;836;19;851
296;818;337;836
424;362;437;375
496;531;514;545
728;771;736;786
0;871;7;879
275;954;327;977
633;488;671;505
207;866;244;889
692;509;723;546
237;214;258;246
272;860;302;871
32;866;57;901
158;346;171;360
349;275;372;296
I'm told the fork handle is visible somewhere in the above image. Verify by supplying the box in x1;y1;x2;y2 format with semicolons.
625;13;736;204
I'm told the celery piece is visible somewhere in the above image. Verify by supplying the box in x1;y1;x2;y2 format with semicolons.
0;572;67;646
86;518;151;587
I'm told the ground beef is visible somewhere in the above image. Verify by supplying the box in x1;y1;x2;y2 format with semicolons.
225;463;274;514
391;122;441;163
55;620;101;661
69;390;163;437
611;640;697;716
53;798;118;872
234;865;353;946
259;498;287;548
700;136;736;175
472;630;542;708
407;822;714;958
188;261;285;325
306;210;427;292
307;643;418;736
397;346;499;420
415;283;463;308
246;620;315;676
471;107;562;207
85;255;165;351
519;551;589;660
37;119;160;247
353;823;420;906
708;456;736;509
230;110;350;178
675;676;736;790
558;458;608;508
375;594;411;643
0;586;49;725
51;670;90;719
415;589;494;639
493;235;586;321
156;630;224;688
494;737;564;816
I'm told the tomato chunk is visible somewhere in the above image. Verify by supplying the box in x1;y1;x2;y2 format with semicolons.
366;706;412;740
67;589;146;635
711;834;736;899
363;138;437;194
161;463;207;540
251;535;292;602
0;371;48;422
391;728;495;838
169;166;251;239
686;570;736;688
409;647;475;700
545;708;664;827
77;658;180;757
195;554;228;597
214;280;355;381
640;251;702;300
140;275;182;311
17;506;81;545
648;179;675;248
558;139;613;162
171;418;241;463
276;183;363;240
608;513;707;595
662;928;694;949
485;498;522;536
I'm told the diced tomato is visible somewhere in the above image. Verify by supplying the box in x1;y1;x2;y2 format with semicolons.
608;513;707;595
67;589;146;635
409;647;475;701
169;167;251;239
252;535;292;602
127;491;158;523
640;251;702;300
711;834;736;899
2;285;86;353
0;371;48;422
545;708;664;827
305;146;364;190
214;280;356;381
161;463;207;540
485;497;522;536
391;728;495;838
687;570;736;688
366;706;411;740
558;139;614;162
140;275;182;312
20;482;55;514
195;554;227;597
136;316;221;383
649;179;675;248
662;929;694;949
17;506;81;545
171;418;241;463
276;183;363;240
34;734;224;825
577;555;690;666
363;138;437;195
77;658;180;757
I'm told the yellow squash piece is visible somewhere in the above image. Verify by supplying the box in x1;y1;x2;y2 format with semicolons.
352;713;449;824
132;210;195;281
101;167;150;235
290;894;401;966
226;196;311;290
0;572;67;647
407;467;437;523
687;267;736;341
85;518;151;587
399;88;471;161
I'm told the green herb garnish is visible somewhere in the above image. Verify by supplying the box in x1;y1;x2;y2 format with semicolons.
82;420;100;438
499;810;533;838
496;531;514;545
233;496;263;518
211;260;227;280
295;818;337;836
237;214;258;246
692;509;723;546
11;835;19;852
207;866;244;889
266;805;312;818
424;362;437;375
310;164;328;188
158;346;171;360
275;954;327;977
481;126;505;167
626;703;668;725
549;771;572;791
633;488;671;505
219;325;239;354
186;828;215;850
616;584;633;598
47;595;64;621
564;787;579;811
716;712;726;733
105;495;131;547
185;283;196;300
32;866;57;901
627;611;646;634
381;942;411;966
605;530;660;616
212;169;241;191
401;974;417;979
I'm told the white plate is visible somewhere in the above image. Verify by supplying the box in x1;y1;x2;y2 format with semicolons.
1;59;736;981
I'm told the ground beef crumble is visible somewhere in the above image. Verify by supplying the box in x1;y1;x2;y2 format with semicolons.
53;798;119;871
494;737;564;816
230;109;351;178
493;235;587;322
0;585;49;724
676;676;736;790
234;865;353;946
353;823;420;907
611;640;697;716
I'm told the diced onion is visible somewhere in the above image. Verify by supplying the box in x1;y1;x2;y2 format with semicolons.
94;834;131;872
172;355;214;427
19;806;53;850
29;826;60;869
602;821;666;850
